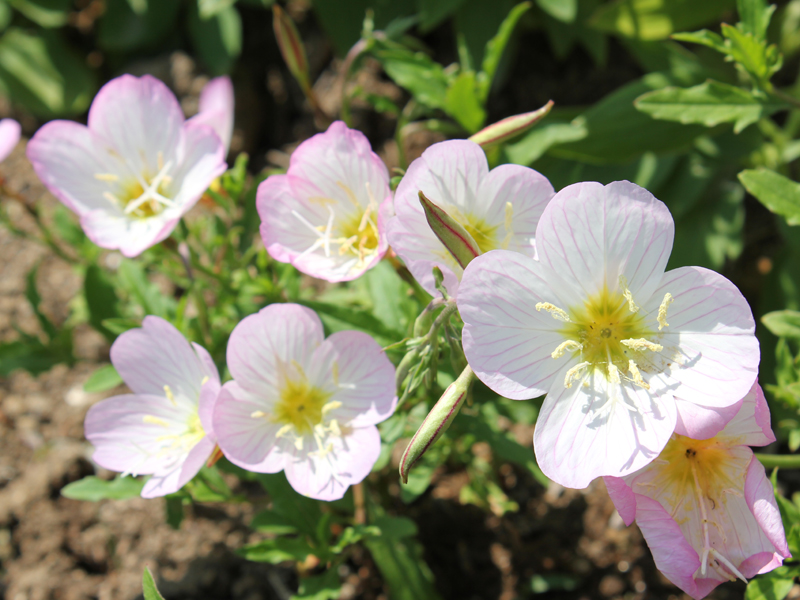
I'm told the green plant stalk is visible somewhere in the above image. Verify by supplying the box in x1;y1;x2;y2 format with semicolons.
755;453;800;469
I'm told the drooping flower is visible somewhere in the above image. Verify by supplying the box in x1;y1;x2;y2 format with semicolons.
27;74;227;257
386;139;554;297
212;303;396;500
458;181;759;488
188;76;234;153
257;121;392;282
605;383;789;599
84;316;221;498
0;118;21;162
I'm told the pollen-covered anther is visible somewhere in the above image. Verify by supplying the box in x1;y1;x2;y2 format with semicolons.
627;360;650;390
163;384;176;405
658;293;674;330
607;363;621;385
551;339;583;359
535;302;571;322
564;361;590;388
621;338;663;353
619;275;639;313
321;400;342;415
250;410;267;419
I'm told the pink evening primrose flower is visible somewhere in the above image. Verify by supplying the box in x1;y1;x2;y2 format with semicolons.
0;118;21;162
188;76;234;153
386;139;554;297
27;74;227;257
605;383;789;599
257;121;392;282
84;316;221;499
458;181;759;488
212;303;397;501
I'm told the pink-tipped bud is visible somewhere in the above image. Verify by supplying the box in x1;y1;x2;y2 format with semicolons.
468;101;554;148
273;5;312;94
419;191;481;269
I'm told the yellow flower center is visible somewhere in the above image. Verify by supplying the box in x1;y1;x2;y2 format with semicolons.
337;207;379;260
655;434;733;492
94;152;176;220
272;378;331;436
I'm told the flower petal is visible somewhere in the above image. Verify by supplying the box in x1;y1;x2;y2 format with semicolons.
169;121;227;211
284;425;380;500
141;435;216;499
189;76;234;152
459;250;577;399
308;331;397;427
110;316;208;403
534;367;677;488
0;118;21;162
226;303;325;394
80;209;179;257
604;476;637;526
647;266;758;409
718;382;776;447
673;396;744;440
744;455;791;562
535;180;674;308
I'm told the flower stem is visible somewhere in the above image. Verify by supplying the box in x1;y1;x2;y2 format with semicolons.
755;453;800;469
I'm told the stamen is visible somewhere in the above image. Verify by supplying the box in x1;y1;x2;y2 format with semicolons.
322;206;335;258
143;415;171;428
658;293;673;330
689;459;713;577
94;173;120;182
124;159;176;215
504;202;514;232
564;361;590;388
321;401;342;415
627;360;650;390
251;410;267;418
336;181;361;208
621;338;663;353
536;302;571;322
619;275;639;313
276;424;294;438
201;376;209;385
709;548;748;584
551;339;583;359
331;362;339;386
328;419;341;437
163;385;176;405
607;363;621;385
104;191;121;205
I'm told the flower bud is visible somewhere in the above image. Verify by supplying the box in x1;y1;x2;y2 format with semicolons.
418;191;480;269
468;101;554;148
273;5;312;95
399;365;476;483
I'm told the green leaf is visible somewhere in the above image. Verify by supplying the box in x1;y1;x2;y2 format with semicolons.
189;3;242;75
7;0;70;27
739;168;800;225
371;42;449;109
762;310;800;338
0;28;96;117
293;569;341;600
84;264;122;340
165;495;184;529
455;0;517;67
256;473;322;537
373;515;418;539
503;121;587;165
672;29;728;53
416;0;467;31
445;70;485;132
117;260;175;318
142;567;166;600
199;0;238;19
25;264;57;341
0;2;12;32
0;338;65;376
478;1;532;101
365;529;442;600
61;476;145;501
590;0;734;41
238;536;315;564
635;80;787;133
311;0;416;55
737;0;775;41
745;570;795;600
251;510;298;535
536;0;576;23
298;299;404;342
97;0;181;53
101;317;141;335
83;364;123;393
722;23;782;83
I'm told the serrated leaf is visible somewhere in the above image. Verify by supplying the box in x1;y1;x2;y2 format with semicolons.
737;0;775;41
635;80;787;133
83;364;123;393
738;168;800;226
762;311;800;338
61;476;145;501
722;23;783;83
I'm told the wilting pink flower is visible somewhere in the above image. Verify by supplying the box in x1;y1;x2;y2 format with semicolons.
458;181;759;488
257;121;391;282
212;303;396;500
0;118;21;162
84;316;221;498
28;74;226;257
605;383;789;599
188;76;234;153
387;139;553;296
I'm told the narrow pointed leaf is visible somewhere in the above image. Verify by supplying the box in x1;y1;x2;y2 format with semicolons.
273;4;311;93
739;168;800;225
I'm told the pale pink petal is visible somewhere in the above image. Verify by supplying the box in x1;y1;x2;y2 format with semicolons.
631;493;708;599
459;250;579;399
604;476;637;526
80;209;179;257
534;365;676;488
27;121;127;214
0;118;21;162
192;342;221;437
110;316;208;403
535;181;674;309
744;456;791;561
647;266;759;409
718;383;776;447
189;76;234;152
284;425;380;501
226;303;324;394
307;331;396;427
141;435;215;498
212;382;289;473
673;396;744;440
88;74;184;177
168;121;226;210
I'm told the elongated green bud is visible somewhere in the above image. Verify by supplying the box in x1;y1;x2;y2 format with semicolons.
395;346;422;394
399;365;476;483
419;191;480;269
273;5;312;95
468;101;554;148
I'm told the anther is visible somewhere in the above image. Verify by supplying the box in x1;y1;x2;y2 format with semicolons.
201;375;209;385
143;415;171;428
163;385;176;405
564;361;590;388
619;275;639;313
607;363;621;385
250;410;267;418
658;293;673;330
322;401;342;415
627;360;650;390
276;424;294;438
536;302;571;322
94;173;120;182
621;338;663;353
551;340;583;359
